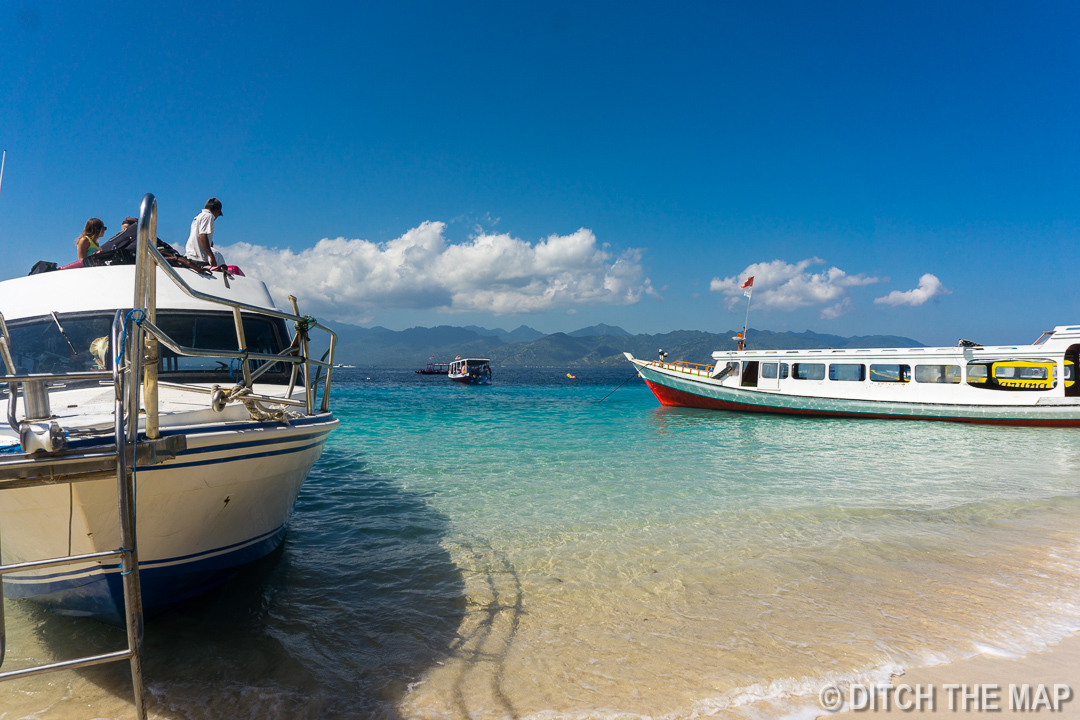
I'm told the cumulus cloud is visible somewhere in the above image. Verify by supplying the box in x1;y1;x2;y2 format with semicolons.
710;258;881;318
820;297;853;320
222;222;655;319
874;273;949;307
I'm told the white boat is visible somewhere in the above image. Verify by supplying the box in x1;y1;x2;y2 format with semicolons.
448;358;492;385
0;196;339;622
625;327;1080;426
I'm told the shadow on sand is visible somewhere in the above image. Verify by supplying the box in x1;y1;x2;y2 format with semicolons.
18;446;466;719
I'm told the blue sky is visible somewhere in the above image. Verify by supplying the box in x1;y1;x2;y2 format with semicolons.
1;1;1078;346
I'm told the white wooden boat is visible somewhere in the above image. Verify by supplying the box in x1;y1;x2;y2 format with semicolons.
0;197;339;622
448;358;492;384
625;327;1080;426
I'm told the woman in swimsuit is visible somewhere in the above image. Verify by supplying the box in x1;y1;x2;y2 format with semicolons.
75;217;106;260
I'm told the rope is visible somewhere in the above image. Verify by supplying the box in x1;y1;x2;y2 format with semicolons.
116;308;145;364
597;371;641;403
120;546;134;575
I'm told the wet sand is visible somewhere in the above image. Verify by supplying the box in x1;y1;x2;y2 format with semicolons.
821;632;1080;719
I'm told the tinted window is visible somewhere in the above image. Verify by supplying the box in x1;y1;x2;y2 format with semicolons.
6;313;115;375
155;311;291;382
761;362;778;379
870;364;910;383
915;365;961;384
5;311;293;385
792;363;825;380
829;363;865;381
780;363;790;379
994;364;1047;380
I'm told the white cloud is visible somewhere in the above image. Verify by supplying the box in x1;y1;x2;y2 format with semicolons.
820;297;853;320
222;222;654;320
874;273;949;307
710;258;881;317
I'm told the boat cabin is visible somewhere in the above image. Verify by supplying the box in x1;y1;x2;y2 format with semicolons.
708;326;1080;404
448;358;492;384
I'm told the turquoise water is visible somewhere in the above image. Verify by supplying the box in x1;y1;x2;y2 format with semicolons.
6;366;1080;719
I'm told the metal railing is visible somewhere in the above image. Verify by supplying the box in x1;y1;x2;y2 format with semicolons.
130;193;337;436
0;193;338;719
651;359;714;376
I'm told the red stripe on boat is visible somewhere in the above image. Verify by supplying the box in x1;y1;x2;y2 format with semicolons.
641;378;1080;427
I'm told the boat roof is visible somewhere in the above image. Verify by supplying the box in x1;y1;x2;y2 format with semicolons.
0;265;280;322
712;325;1080;360
452;358;490;363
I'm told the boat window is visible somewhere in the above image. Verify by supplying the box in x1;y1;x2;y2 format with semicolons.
779;363;790;379
761;362;778;379
4;310;294;386
5;312;117;377
994;364;1047;380
966;360;1056;390
915;365;961;384
792;363;825;380
829;363;865;381
870;364;910;383
726;361;740;376
153;312;291;383
1067;346;1080;397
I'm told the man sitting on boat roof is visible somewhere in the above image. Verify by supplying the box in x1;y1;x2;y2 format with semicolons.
185;197;223;265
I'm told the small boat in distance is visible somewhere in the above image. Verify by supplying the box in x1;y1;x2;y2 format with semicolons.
449;358;492;384
625;325;1080;426
416;361;450;375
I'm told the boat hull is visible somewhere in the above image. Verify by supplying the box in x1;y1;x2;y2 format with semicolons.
449;375;490;384
632;359;1080;426
0;414;338;622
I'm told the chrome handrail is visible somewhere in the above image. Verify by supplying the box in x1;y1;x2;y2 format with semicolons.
131;193;336;424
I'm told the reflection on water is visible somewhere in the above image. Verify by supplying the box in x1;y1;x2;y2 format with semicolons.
2;446;465;719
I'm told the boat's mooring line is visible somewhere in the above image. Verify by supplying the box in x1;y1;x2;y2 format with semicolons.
597;372;640;403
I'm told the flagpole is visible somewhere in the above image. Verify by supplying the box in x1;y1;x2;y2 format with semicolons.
739;287;752;351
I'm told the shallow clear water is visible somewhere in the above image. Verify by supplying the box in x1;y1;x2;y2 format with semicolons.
6;366;1080;719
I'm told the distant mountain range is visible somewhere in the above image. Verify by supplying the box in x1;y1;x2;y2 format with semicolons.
321;322;923;367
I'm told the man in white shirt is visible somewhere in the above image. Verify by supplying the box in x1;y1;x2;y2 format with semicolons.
185;197;224;264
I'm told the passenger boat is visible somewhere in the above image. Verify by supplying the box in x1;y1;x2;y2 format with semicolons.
415;362;450;375
448;358;492;384
625;327;1080;426
0;195;339;622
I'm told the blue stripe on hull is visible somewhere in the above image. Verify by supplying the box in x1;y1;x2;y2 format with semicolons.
3;525;287;624
1;421;337;622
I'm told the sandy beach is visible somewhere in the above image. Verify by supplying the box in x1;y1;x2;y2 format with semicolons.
820;633;1080;718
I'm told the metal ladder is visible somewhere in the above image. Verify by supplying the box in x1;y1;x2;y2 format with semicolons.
0;281;183;719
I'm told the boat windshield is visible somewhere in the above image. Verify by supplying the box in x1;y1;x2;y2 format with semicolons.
5;310;293;384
